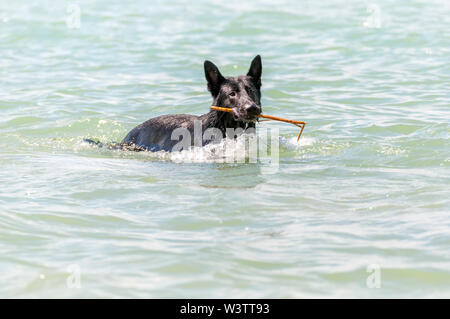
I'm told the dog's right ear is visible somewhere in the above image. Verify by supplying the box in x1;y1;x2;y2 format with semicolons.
204;60;225;97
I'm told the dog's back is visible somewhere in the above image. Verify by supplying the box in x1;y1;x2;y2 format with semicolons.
121;114;199;151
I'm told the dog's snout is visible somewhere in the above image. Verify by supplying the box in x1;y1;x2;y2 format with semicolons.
245;104;261;116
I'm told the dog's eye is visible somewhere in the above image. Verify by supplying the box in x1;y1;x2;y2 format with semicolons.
229;92;236;97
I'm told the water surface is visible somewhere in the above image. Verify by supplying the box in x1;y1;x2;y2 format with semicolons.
0;0;449;298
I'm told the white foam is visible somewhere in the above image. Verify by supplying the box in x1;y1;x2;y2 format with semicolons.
79;133;315;163
168;134;253;163
280;136;316;151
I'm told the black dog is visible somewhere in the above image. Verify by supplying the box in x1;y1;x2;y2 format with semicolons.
87;55;262;152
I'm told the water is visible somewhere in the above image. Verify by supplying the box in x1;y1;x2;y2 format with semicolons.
1;0;449;298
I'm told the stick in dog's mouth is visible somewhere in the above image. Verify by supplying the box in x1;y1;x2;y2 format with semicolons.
210;106;307;142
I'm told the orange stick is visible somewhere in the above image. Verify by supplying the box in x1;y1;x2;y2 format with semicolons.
210;106;306;142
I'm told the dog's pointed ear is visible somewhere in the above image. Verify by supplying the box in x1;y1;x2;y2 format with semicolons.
247;55;262;88
204;60;225;96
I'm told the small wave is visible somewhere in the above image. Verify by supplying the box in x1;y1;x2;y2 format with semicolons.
168;135;253;163
80;133;315;164
280;136;316;151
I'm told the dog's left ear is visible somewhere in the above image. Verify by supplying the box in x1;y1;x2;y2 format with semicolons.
247;55;262;89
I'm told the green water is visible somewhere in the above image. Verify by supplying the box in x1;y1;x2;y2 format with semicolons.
1;0;449;298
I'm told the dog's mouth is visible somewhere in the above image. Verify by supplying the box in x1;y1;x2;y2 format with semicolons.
232;109;260;123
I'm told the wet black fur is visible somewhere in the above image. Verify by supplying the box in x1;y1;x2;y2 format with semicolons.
86;56;262;152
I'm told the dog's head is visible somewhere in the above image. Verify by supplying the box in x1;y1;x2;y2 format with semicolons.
204;55;262;122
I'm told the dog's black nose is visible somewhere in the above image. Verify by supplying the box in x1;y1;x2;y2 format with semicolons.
245;104;261;116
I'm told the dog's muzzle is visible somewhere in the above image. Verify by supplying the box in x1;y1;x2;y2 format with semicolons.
232;104;261;122
244;103;261;121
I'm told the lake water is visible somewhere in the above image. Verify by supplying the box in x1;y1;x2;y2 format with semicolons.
0;0;449;298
